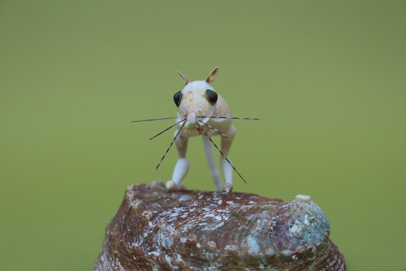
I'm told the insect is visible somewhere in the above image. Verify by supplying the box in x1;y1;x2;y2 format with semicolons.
132;67;259;193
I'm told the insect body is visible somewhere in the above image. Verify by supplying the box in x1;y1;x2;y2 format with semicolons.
133;67;258;193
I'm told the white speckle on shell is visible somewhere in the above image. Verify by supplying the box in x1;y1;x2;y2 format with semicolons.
304;214;310;225
214;215;222;221
177;254;184;262
290;224;299;234
165;255;178;269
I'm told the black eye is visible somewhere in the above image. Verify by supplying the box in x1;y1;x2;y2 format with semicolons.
173;91;182;107
205;89;218;105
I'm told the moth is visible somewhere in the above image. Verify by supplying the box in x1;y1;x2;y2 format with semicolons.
133;67;258;193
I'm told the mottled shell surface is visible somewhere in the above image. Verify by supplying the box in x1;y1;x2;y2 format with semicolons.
94;183;346;271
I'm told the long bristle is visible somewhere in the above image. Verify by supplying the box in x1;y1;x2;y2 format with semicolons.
154;121;186;172
198;116;260;120
195;121;247;183
131;116;180;122
150;119;186;140
197;119;228;138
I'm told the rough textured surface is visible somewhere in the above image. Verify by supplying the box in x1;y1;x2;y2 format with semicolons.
94;182;346;271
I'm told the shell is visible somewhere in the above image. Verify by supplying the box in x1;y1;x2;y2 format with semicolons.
94;182;346;271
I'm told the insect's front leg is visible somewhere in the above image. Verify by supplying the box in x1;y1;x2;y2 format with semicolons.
220;125;236;193
202;136;224;192
166;132;190;191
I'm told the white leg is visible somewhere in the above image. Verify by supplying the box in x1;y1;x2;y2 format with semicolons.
221;125;236;193
202;136;223;192
166;133;190;191
167;158;190;190
220;159;233;192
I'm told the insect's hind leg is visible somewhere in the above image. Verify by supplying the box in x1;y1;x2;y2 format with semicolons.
220;125;236;193
166;132;190;190
202;136;223;192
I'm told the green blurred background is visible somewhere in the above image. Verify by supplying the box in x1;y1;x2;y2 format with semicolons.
1;1;405;270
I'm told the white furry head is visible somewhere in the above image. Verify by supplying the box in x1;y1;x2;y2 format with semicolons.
175;67;219;119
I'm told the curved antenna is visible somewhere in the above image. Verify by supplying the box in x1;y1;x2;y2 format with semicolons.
195;121;247;183
198;116;260;120
206;67;219;83
197;119;228;139
131;116;180;122
149;119;186;140
178;71;189;85
154;121;186;172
